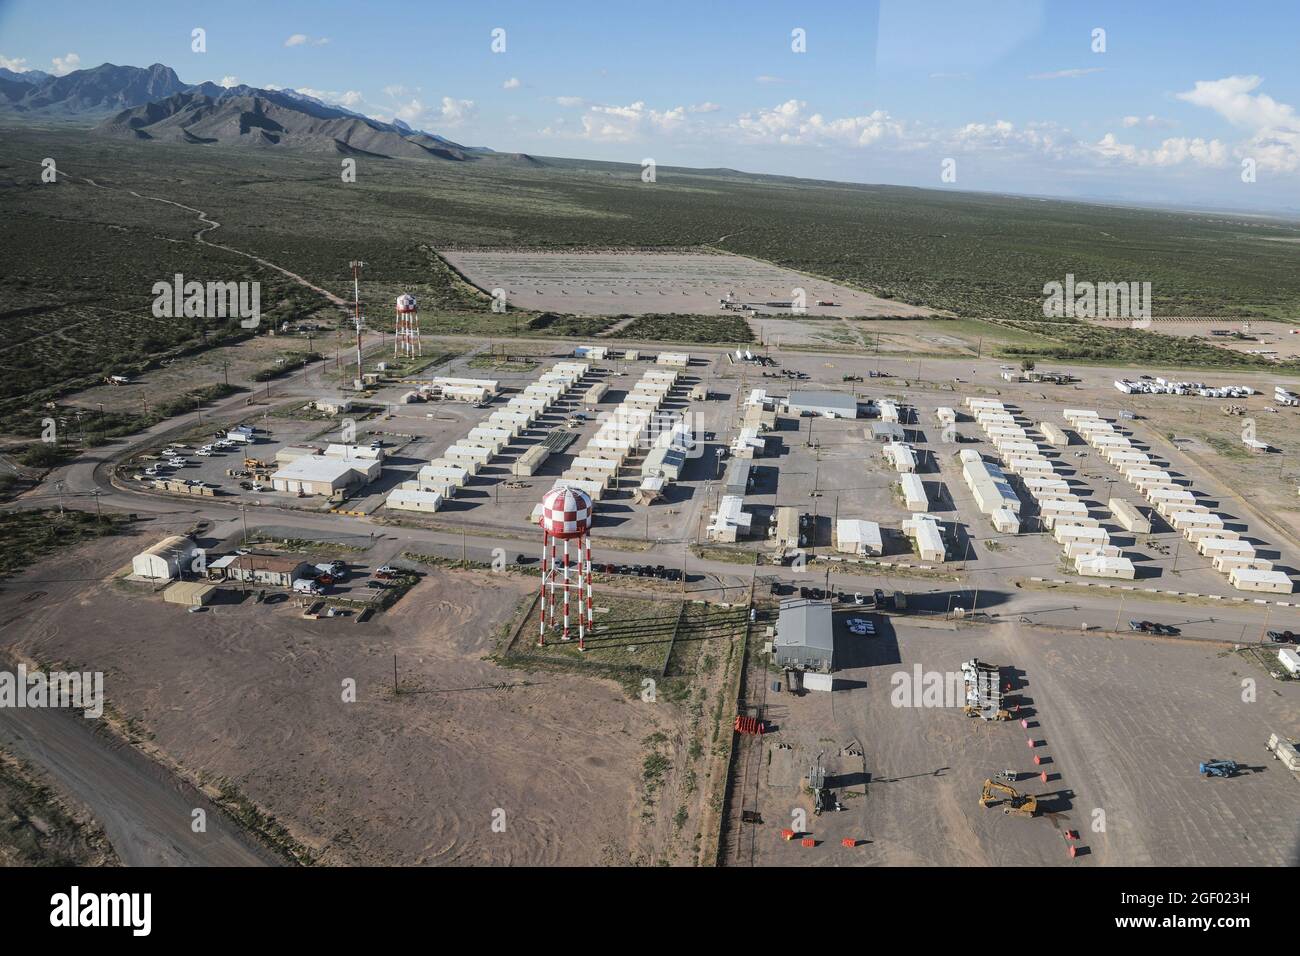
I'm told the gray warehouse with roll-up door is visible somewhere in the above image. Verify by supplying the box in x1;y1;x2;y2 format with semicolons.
773;599;835;672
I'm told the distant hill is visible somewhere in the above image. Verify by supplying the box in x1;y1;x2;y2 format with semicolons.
95;88;534;163
0;62;187;115
0;66;52;85
0;60;537;164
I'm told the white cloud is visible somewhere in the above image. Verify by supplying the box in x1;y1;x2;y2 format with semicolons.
754;75;783;85
735;99;912;148
1176;75;1300;172
688;102;721;113
1028;67;1104;80
295;87;364;108
502;77;521;90
555;96;585;107
438;96;477;126
1121;115;1174;129
284;34;329;47
383;84;416;98
1090;132;1229;167
0;55;30;72
50;52;80;76
220;76;239;88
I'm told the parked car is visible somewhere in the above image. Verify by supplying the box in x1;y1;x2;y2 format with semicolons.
1267;630;1297;644
374;566;399;579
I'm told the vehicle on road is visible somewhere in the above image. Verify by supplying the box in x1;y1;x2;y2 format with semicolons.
1267;630;1297;643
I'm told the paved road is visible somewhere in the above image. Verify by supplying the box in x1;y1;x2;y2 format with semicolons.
0;687;282;866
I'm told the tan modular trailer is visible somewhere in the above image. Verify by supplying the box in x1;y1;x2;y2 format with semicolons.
909;520;946;562
1133;472;1181;493
1155;500;1208;520
468;425;513;446
583;382;609;407
1063;535;1110;558
1043;513;1101;531
1005;456;1054;476
835;518;883;556
899;473;929;511
991;508;1020;533
1228;567;1293;593
1108;498;1152;533
1196;536;1255;558
1186;526;1239;544
657;352;690;368
444;444;493;467
418;463;470;487
386;488;444;513
1075;554;1136;579
625;392;663;410
163;581;215;606
511;445;550;477
774;507;804;550
1054;524;1108;547
936;407;957;425
1063;408;1101;425
1212;554;1272;573
1040;421;1070;446
1169;510;1223;532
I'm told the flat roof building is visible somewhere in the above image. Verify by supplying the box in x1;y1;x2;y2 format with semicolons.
835;519;883;557
773;599;835;672
787;390;859;419
271;455;381;496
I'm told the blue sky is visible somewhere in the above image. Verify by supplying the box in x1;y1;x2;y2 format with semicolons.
3;0;1299;211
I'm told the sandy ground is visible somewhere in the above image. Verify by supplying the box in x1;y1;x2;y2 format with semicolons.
442;250;934;318
730;619;1300;867
0;530;729;865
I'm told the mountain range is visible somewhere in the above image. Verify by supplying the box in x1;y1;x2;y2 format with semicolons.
0;61;534;163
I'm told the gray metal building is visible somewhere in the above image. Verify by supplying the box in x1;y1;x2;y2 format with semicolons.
774;599;835;672
787;390;859;419
723;459;753;498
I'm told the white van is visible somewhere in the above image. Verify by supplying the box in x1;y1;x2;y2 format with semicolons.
292;578;322;595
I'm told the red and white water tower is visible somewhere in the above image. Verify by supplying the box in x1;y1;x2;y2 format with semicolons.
394;293;421;359
538;485;594;650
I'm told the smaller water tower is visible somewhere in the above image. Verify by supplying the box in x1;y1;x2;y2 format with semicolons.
538;485;594;650
394;293;421;359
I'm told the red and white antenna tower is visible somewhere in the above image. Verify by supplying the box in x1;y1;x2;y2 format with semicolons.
349;260;365;382
394;293;421;359
538;485;595;651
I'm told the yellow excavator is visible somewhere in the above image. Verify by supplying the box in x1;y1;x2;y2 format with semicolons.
979;779;1038;817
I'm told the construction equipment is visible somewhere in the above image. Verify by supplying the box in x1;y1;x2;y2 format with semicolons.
962;658;1009;720
979;779;1038;817
808;751;836;815
1199;759;1240;778
244;457;270;469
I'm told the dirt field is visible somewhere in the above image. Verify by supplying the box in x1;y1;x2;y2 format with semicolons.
442;250;934;318
0;530;733;865
729;619;1300;867
1091;317;1300;360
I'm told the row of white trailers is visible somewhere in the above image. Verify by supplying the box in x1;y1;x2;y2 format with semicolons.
533;367;691;521
1064;408;1292;594
964;398;1136;580
386;362;593;514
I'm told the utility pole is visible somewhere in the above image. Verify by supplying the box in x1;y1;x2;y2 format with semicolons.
350;260;365;385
